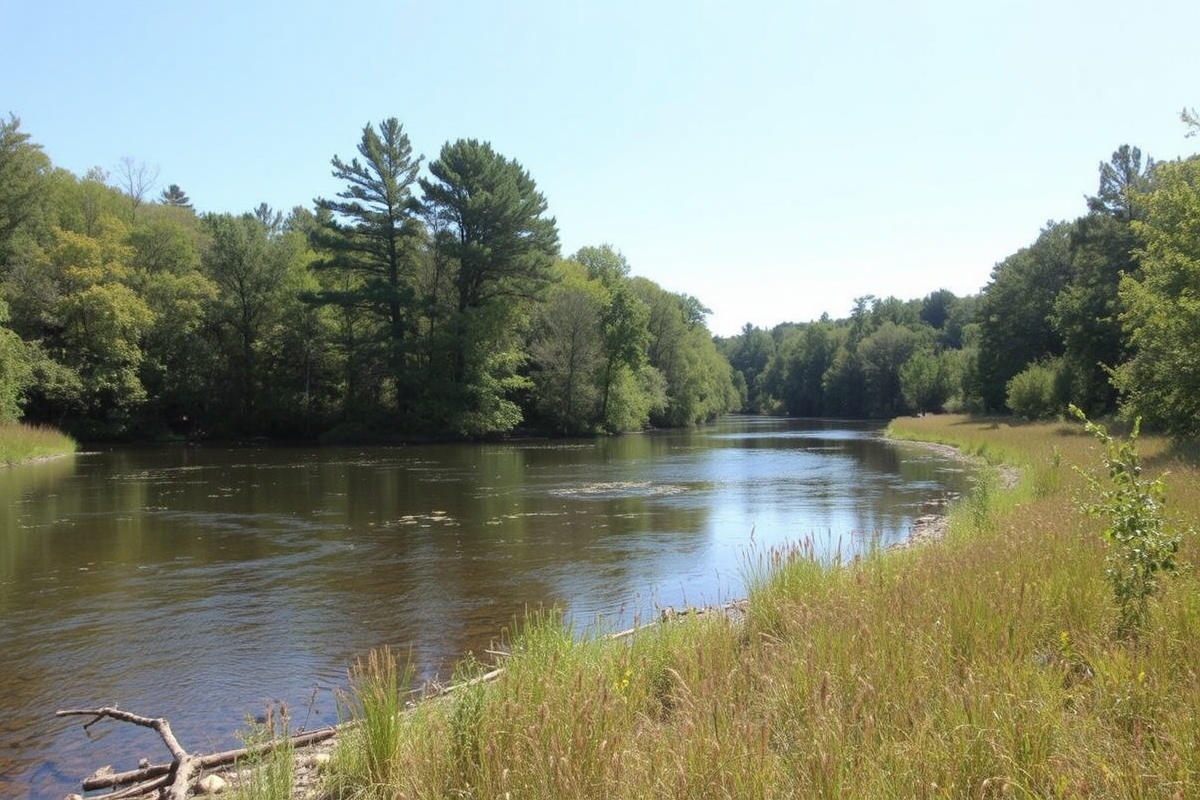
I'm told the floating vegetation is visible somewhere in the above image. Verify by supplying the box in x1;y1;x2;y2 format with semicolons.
549;481;687;500
383;511;459;528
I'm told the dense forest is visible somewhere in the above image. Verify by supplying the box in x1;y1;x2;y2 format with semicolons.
718;118;1200;440
3;112;1199;441
0;116;738;440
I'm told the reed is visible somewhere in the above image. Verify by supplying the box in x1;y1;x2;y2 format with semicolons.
320;414;1200;799
0;422;75;465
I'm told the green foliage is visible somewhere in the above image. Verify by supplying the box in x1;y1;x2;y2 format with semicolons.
336;646;414;795
0;115;52;258
233;703;294;800
1115;155;1200;437
0;300;33;422
899;348;959;415
633;278;736;426
1005;357;1069;420
976;221;1074;411
419;138;559;435
311;118;424;419
1069;406;1184;638
1050;213;1137;415
528;267;605;434
858;321;924;417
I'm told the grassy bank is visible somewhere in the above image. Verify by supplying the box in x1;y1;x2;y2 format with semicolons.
0;422;76;465
301;415;1199;799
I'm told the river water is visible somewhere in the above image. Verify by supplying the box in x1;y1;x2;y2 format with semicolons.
0;417;972;798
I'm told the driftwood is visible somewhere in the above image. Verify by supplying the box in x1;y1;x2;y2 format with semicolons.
56;706;336;799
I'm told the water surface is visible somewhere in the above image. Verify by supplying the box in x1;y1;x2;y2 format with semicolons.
0;416;972;798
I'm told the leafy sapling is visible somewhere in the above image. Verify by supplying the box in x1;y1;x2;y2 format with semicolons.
1069;405;1184;639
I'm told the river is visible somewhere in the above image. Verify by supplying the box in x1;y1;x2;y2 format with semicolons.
0;416;973;798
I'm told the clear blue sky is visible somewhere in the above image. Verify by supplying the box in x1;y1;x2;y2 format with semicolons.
4;0;1197;336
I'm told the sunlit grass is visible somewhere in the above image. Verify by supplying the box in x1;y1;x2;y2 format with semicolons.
321;414;1200;799
232;704;294;800
0;422;76;465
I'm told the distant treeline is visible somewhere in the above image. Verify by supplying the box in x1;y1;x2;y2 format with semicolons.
718;122;1200;440
3;113;1198;441
0;116;737;440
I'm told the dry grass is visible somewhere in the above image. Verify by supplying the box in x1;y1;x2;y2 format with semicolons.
324;414;1200;799
0;422;76;465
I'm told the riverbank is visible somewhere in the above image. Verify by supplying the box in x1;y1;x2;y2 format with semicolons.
69;415;1200;798
307;414;1195;799
0;422;75;466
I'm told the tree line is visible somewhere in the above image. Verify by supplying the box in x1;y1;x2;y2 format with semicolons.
718;117;1200;439
4;111;1198;441
0;116;738;440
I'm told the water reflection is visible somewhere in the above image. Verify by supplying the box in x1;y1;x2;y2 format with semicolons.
0;417;972;799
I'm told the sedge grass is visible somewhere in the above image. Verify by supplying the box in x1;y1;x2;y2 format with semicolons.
322;414;1200;799
0;422;75;465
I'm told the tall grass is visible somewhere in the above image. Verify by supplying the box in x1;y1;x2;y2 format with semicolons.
233;704;294;800
320;414;1200;799
0;422;75;465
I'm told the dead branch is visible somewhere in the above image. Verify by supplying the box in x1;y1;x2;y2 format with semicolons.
58;706;337;799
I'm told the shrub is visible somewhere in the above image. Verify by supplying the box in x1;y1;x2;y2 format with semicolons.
1070;405;1186;638
1006;358;1068;420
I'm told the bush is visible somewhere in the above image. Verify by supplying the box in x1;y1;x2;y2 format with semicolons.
1070;405;1186;638
1005;358;1068;420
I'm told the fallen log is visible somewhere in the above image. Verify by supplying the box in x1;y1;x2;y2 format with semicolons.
57;706;337;799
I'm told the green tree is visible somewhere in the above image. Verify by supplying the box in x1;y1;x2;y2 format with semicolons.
420;139;559;435
311;119;424;417
976;221;1074;411
39;220;155;428
1086;145;1154;222
528;263;605;434
0;299;33;422
0;115;52;260
159;183;193;209
125;204;215;434
632;278;736;426
721;323;775;412
1051;147;1155;416
858;321;924;417
572;245;652;429
761;321;842;417
899;348;959;415
1115;156;1200;436
201;212;315;432
1051;212;1138;414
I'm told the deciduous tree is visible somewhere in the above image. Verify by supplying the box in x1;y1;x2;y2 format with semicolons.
1116;156;1200;436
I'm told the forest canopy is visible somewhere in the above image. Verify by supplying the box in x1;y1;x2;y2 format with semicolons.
0;115;737;440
